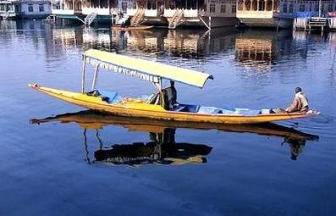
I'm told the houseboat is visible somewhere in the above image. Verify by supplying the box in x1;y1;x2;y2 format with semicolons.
0;0;51;19
51;0;121;25
51;0;84;23
237;0;336;29
0;0;20;19
293;0;336;31
122;0;238;29
20;0;51;18
236;0;295;28
81;0;119;24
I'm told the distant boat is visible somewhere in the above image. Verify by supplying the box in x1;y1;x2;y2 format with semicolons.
29;49;319;124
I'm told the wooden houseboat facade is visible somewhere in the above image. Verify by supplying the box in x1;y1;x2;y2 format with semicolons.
51;0;239;28
237;0;336;28
236;0;294;28
121;0;238;29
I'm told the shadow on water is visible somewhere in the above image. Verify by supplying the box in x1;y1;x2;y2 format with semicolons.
30;110;319;163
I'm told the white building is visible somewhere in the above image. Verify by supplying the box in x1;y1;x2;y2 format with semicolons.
0;0;51;19
20;0;51;18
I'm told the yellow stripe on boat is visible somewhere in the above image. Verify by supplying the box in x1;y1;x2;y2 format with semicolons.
83;49;212;88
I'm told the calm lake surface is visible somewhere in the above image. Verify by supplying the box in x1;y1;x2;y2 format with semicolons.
0;20;335;216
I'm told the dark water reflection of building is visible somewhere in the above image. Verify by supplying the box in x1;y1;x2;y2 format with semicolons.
2;20;336;63
50;24;237;58
234;30;293;70
31;110;319;163
233;29;336;71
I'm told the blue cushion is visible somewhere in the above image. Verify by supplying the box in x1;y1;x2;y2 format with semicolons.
99;90;118;103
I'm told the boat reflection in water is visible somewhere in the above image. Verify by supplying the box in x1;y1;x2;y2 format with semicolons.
94;127;212;166
31;111;213;166
30;110;319;164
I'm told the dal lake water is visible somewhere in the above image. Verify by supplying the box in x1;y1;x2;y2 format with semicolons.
0;20;336;216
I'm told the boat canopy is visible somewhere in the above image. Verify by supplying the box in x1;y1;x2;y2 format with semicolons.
83;49;213;88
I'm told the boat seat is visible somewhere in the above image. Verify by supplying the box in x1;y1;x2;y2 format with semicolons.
173;104;200;113
198;106;226;114
234;108;260;116
173;104;186;112
99;90;122;104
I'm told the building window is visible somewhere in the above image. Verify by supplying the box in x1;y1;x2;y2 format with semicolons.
28;4;33;12
274;0;279;11
210;4;215;13
289;4;293;13
328;4;332;12
39;4;44;12
245;0;251;11
238;0;243;11
121;1;127;13
0;5;4;11
315;3;319;12
258;0;265;11
266;0;272;11
147;0;156;10
232;4;236;13
299;4;305;12
283;3;287;13
187;0;196;9
220;4;226;13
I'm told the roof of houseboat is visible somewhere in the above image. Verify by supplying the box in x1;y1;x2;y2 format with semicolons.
83;49;213;88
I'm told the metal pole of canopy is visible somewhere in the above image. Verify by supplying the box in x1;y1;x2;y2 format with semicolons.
91;64;99;90
318;0;321;17
158;77;162;91
81;56;86;94
151;77;163;105
158;77;164;107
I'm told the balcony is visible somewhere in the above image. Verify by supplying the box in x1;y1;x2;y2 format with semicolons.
183;9;198;18
144;9;157;17
127;8;136;16
164;9;199;18
236;10;274;19
52;9;79;15
82;7;110;16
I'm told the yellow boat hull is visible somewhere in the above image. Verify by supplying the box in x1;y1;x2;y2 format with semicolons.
29;84;319;124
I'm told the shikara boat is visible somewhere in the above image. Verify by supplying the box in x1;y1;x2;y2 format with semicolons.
111;25;154;31
29;49;319;124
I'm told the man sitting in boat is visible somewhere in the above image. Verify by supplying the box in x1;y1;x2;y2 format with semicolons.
165;81;177;110
286;87;309;113
148;81;177;110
